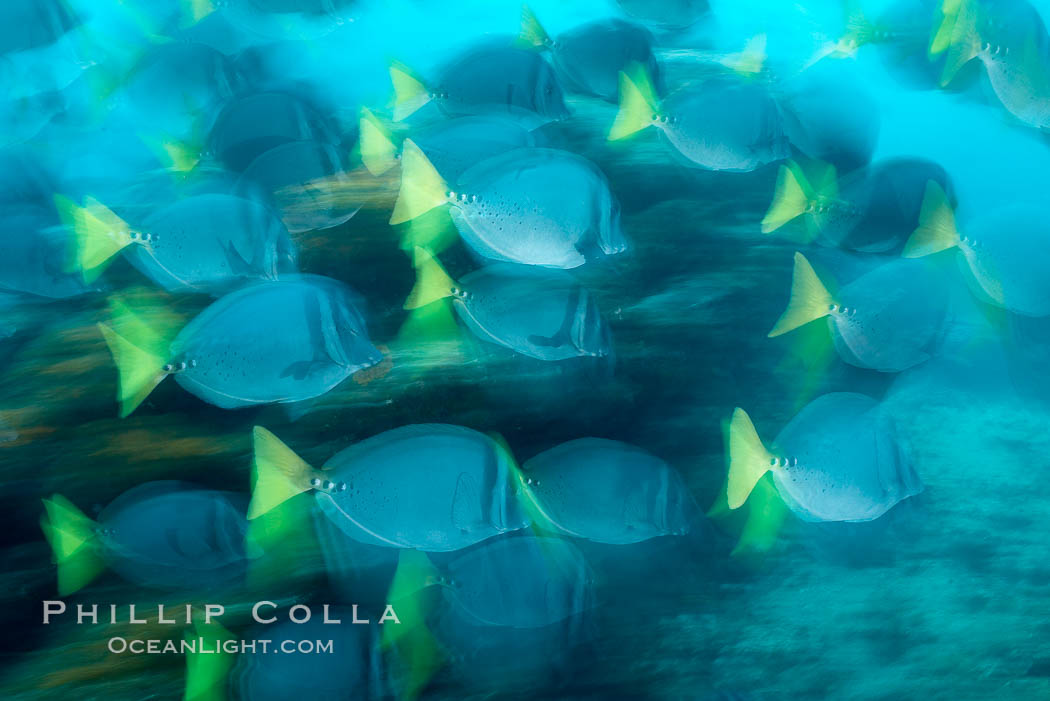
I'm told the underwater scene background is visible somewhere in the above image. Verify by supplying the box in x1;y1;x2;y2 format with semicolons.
3;0;1050;699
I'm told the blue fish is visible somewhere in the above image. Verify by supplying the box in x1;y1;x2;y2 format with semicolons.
611;67;789;172
207;91;338;173
98;275;381;416
58;192;298;293
440;534;593;628
726;393;922;522
391;145;626;268
521;438;697;543
405;253;612;361
247;424;529;552
0;203;91;298
905;183;1050;317
237;139;359;233
521;9;660;103
614;0;709;29
227;616;386;701
360;110;541;181
389;43;569;124
0;0;79;56
769;253;950;373
40;481;250;594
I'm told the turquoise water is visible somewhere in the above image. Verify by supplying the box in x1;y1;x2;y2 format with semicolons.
3;1;1050;699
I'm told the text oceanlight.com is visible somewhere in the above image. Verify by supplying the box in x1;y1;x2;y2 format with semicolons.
108;637;335;655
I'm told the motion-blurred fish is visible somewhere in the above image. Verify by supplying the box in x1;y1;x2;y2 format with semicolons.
610;65;789;172
40;481;250;595
521;438;696;543
936;0;1050;128
1;203;91;298
0;0;79;56
192;0;356;42
777;59;881;173
58;193;298;292
614;0;709;29
237;139;360;233
904;182;1050;317
97;275;381;415
763;158;956;252
247;424;529;551
726;393;922;522
389;44;569;123
520;7;659;103
359;109;540;179
769;252;950;372
405;251;611;361
208;91;338;172
391;143;626;268
222;616;386;701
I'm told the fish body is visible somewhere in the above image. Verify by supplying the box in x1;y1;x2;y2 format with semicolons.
545;19;659;102
97;481;250;589
442;534;592;627
169;276;380;408
411;115;539;184
451;264;611;360
0;203;89;298
522;438;695;543
614;0;709;29
238;139;359;232
658;78;790;172
313;424;529;551
123;193;298;294
447;147;626;268
726;395;922;523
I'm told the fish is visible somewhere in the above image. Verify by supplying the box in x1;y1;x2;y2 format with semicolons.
613;0;710;29
207;91;338;173
769;252;950;372
193;0;356;42
726;393;922;522
936;0;1050;128
247;423;529;552
389;43;569;124
57;193;298;292
97;275;382;416
0;203;92;298
113;41;243;143
404;251;611;361
391;142;626;268
182;614;386;701
237;139;360;233
359;109;540;180
761;158;956;252
40;481;251;595
520;438;696;543
520;8;659;103
776;59;881;173
610;64;789;172
0;0;80;56
392;535;592;629
904;181;1050;317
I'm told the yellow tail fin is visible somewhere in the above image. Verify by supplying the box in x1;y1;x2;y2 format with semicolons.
726;408;775;509
183;619;236;701
247;427;321;519
721;34;767;76
404;248;456;310
608;63;658;140
519;4;550;47
54;195;133;283
939;1;979;86
360;107;400;176
41;495;105;595
390;140;449;225
390;61;432;121
761;164;814;233
98;297;176;419
768;252;835;337
902;180;959;258
383;549;445;700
